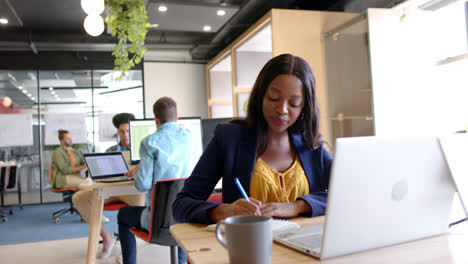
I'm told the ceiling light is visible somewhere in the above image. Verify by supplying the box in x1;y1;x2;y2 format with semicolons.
152;24;159;28
203;25;212;32
217;10;226;16
22;90;27;94
2;96;12;107
56;98;61;101
49;87;53;90
54;94;59;98
158;5;168;12
51;91;56;95
81;0;105;15
0;18;8;25
27;93;31;97
31;97;35;101
84;14;105;37
18;85;23;90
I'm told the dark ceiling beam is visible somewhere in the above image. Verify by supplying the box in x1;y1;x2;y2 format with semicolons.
0;29;212;52
0;51;141;70
0;29;116;44
147;0;242;8
0;41;115;52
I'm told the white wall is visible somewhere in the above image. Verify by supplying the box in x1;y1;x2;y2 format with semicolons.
143;52;207;118
368;8;450;136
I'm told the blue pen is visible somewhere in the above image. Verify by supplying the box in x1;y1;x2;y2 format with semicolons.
234;178;250;201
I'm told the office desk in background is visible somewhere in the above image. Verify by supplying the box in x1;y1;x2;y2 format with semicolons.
0;161;23;210
82;180;143;264
170;216;468;264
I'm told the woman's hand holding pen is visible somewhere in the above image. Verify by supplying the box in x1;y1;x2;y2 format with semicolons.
208;198;262;222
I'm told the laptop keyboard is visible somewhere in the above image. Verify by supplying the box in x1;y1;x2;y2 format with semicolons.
289;233;323;250
94;176;132;183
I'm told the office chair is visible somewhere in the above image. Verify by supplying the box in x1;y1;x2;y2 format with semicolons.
207;192;222;203
130;178;186;264
0;166;9;222
49;166;80;223
1;165;22;222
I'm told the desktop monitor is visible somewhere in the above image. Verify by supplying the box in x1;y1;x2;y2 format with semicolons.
201;117;232;150
129;118;203;172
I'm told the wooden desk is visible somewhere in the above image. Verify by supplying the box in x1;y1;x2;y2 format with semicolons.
170;217;468;264
83;180;143;264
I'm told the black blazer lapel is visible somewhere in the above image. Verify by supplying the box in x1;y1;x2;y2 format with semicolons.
232;127;257;197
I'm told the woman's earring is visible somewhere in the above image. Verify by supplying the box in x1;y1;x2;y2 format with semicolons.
300;112;304;120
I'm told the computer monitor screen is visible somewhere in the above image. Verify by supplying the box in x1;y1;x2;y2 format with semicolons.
201;117;232;150
129;118;203;171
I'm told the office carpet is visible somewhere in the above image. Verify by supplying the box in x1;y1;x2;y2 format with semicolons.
0;203;118;245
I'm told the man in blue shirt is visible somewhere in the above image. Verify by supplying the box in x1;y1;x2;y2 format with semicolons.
117;97;192;264
106;113;134;152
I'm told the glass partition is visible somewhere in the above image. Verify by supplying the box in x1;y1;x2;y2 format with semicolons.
234;24;272;88
323;16;374;147
208;55;233;118
0;70;41;205
0;69;144;205
39;70;93;203
92;70;144;152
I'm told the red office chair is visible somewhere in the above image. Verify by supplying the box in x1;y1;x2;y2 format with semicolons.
207;192;222;203
104;202;127;210
49;166;80;223
130;178;186;264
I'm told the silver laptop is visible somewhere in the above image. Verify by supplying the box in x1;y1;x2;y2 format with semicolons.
439;133;468;218
83;152;132;183
274;136;455;259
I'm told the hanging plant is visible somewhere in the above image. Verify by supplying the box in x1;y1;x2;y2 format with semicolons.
105;0;151;79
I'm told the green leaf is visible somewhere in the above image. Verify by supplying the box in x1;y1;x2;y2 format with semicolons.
106;0;149;77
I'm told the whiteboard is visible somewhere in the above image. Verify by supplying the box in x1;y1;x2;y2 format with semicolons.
44;113;88;145
99;113;117;141
0;113;33;147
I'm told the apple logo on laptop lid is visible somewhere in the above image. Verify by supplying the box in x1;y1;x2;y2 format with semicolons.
392;179;408;201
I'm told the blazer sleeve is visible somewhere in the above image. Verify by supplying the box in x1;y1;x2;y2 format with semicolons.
297;145;333;217
173;125;226;224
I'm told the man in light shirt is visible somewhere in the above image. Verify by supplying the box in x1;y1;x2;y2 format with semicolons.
117;97;192;264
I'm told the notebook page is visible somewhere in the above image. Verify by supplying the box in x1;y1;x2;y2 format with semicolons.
206;218;300;234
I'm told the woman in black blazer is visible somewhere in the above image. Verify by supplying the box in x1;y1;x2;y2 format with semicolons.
173;54;333;224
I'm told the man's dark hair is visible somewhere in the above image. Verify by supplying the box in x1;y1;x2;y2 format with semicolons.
57;129;69;141
153;97;177;123
112;113;135;128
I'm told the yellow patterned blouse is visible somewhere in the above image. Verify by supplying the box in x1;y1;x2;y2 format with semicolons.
250;156;309;203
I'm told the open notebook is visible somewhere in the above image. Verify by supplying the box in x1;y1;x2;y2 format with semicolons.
207;218;300;234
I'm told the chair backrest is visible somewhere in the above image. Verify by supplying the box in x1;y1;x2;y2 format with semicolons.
49;165;53;183
6;166;17;189
148;178;186;245
207;193;222;203
0;167;6;190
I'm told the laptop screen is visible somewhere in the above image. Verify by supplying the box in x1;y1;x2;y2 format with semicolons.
83;152;128;179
